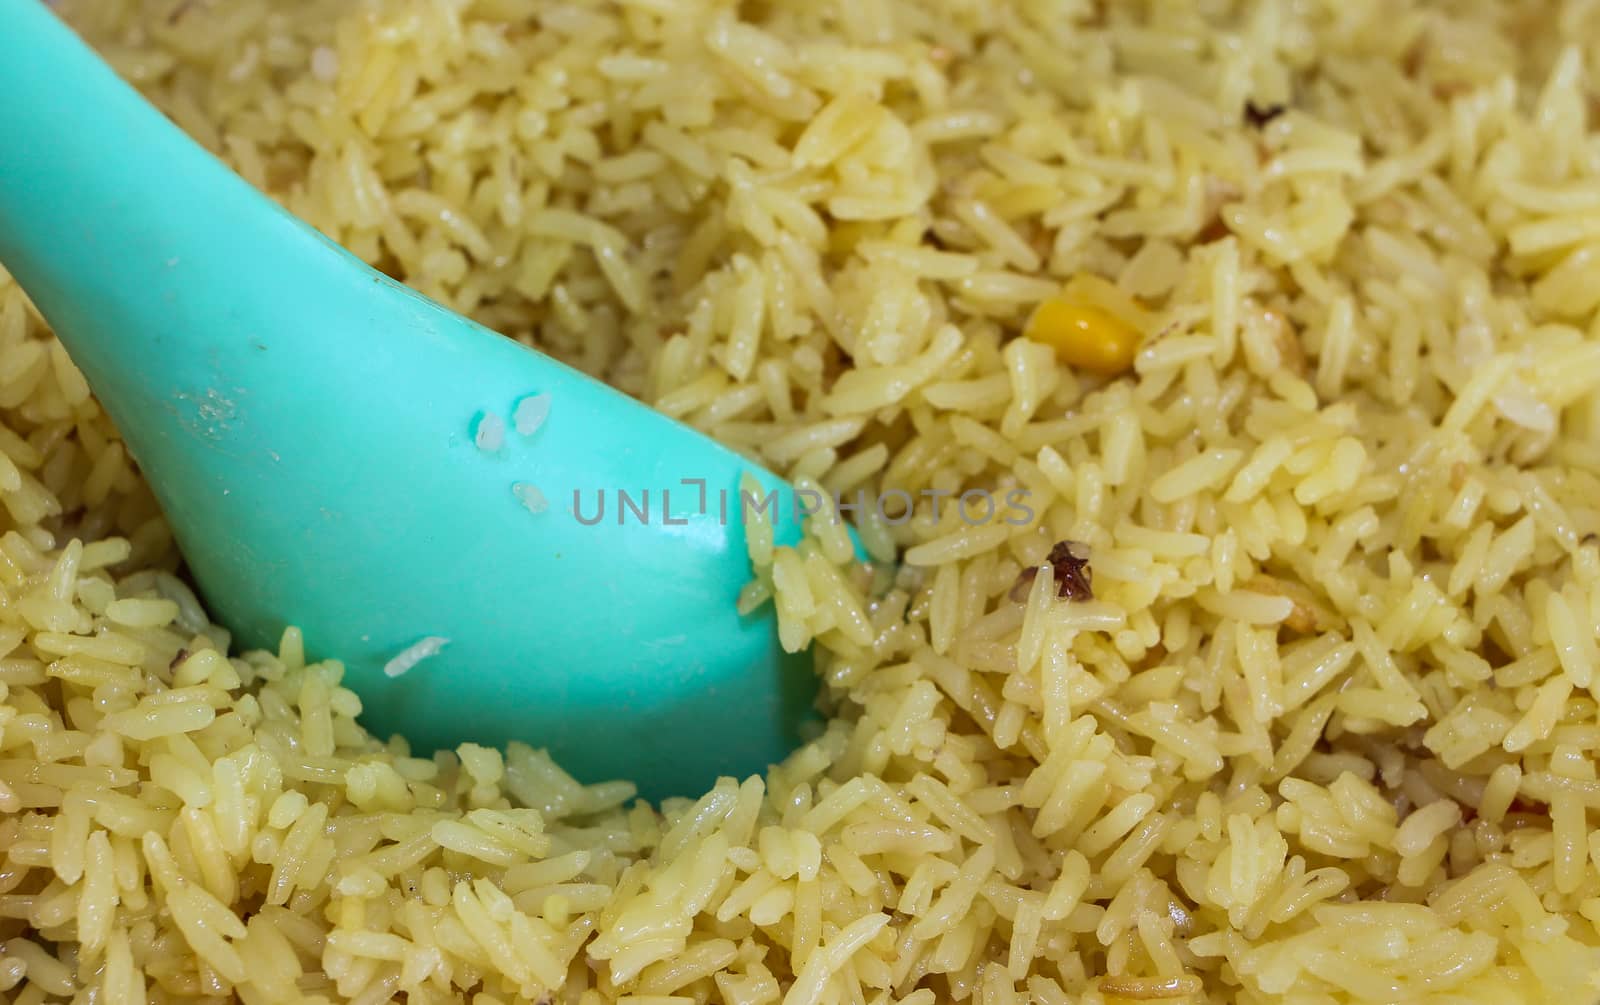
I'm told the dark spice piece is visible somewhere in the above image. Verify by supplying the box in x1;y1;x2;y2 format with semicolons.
1244;101;1286;128
169;648;189;671
1049;540;1094;601
1010;540;1094;602
1507;796;1547;817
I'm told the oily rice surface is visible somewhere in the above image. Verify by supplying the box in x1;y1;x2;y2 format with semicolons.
0;0;1599;1002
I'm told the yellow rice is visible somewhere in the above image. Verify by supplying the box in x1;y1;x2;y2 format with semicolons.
0;0;1598;1001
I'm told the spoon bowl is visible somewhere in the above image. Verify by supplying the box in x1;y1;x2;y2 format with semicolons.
0;1;821;800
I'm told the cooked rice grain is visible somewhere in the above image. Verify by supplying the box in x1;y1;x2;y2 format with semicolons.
3;0;1600;1002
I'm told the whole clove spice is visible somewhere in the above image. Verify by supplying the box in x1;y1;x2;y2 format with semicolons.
1011;539;1094;602
1244;101;1286;128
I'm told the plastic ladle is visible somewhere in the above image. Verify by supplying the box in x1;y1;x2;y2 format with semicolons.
0;1;823;800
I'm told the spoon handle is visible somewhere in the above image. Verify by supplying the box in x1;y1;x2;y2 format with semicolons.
0;2;370;403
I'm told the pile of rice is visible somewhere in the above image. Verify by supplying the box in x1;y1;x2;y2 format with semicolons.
4;0;1600;1001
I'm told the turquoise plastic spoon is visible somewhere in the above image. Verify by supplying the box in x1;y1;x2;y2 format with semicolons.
0;1;823;800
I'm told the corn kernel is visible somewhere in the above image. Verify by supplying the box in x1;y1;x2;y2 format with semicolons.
1024;298;1142;376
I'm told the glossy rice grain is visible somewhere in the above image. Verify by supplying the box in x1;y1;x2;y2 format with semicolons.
1;0;1599;1002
